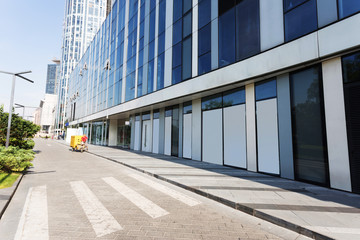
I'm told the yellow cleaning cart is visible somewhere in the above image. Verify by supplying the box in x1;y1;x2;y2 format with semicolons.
70;135;88;152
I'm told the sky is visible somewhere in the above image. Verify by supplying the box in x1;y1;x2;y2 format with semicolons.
0;0;65;119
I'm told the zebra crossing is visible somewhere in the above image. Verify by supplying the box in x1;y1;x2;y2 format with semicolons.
14;173;201;239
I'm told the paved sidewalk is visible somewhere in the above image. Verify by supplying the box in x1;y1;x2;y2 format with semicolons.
0;174;23;219
58;140;360;240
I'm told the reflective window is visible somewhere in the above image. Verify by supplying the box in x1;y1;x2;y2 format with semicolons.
147;60;154;93
183;101;192;114
173;43;182;68
172;67;182;84
182;37;192;80
173;0;183;22
183;0;192;14
183;12;192;38
149;41;155;60
198;24;211;56
223;88;245;107
219;8;235;67
165;108;172;117
198;52;211;75
342;51;360;84
284;0;307;11
290;65;328;185
149;10;156;42
157;53;165;90
339;0;360;19
202;94;222;110
199;0;211;29
137;67;143;97
159;0;166;33
142;112;151;120
153;110;160;119
284;0;317;42
173;20;183;45
255;79;277;101
235;0;260;61
158;33;165;54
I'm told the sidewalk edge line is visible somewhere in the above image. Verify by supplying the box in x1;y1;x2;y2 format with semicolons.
87;151;334;240
0;173;24;220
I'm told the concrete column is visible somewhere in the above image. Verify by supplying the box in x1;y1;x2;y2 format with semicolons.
245;83;257;172
108;119;118;146
192;98;202;161
322;57;352;192
277;74;294;179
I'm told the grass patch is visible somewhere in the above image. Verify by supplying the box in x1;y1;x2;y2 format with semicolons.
0;173;20;189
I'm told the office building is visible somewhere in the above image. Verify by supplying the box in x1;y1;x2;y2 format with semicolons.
66;0;360;194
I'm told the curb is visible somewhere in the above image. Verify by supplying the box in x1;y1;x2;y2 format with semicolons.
87;151;334;240
0;173;24;220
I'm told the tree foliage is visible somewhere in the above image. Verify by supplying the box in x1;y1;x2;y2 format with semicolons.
0;105;40;149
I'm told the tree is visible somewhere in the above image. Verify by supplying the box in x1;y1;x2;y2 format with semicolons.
0;105;40;149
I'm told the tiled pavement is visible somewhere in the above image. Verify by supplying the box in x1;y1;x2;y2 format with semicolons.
0;138;310;240
83;143;360;240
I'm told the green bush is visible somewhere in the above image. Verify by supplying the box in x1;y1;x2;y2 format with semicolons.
0;146;34;173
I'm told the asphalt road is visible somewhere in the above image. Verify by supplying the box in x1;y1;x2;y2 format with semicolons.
0;139;308;240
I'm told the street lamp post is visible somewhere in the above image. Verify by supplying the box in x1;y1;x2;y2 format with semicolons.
0;70;34;148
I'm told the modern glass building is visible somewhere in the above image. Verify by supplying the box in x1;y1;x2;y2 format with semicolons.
66;0;360;194
45;64;58;94
55;0;108;131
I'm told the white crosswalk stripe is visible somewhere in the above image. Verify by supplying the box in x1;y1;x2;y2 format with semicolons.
103;177;169;219
128;173;201;206
70;181;122;237
15;185;49;240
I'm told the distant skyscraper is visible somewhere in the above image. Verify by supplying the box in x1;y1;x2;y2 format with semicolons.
55;0;108;131
45;64;57;94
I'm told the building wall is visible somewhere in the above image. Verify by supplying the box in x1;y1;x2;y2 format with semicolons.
67;0;360;193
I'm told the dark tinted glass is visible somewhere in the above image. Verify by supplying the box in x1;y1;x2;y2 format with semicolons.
342;52;360;84
157;53;165;90
339;0;360;18
139;21;145;38
150;0;156;10
174;0;183;22
153;110;160;119
165;108;172;117
137;67;143;97
173;20;182;45
147;60;154;93
199;0;211;29
290;66;328;185
159;0;166;34
149;10;156;41
219;8;236;67
284;0;307;12
284;0;317;42
171;106;179;156
172;66;182;84
142;112;151;120
183;101;192;114
158;33;165;54
183;12;192;38
182;37;192;80
149;40;155;60
198;23;211;56
219;0;235;16
255;79;277;101
183;0;192;13
235;0;260;61
138;49;144;67
202;94;222;110
140;3;145;21
198;52;211;75
125;72;135;101
223;88;245;107
173;43;182;68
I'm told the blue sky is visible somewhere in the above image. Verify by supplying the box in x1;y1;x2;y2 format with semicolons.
0;0;65;118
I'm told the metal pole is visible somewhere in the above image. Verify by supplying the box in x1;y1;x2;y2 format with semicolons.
6;75;16;148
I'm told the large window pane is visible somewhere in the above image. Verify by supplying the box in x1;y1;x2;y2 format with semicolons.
223;88;245;107
157;53;165;90
173;20;182;45
202;94;222;110
290;66;328;185
159;1;166;34
147;60;154;93
342;52;360;84
284;0;307;12
219;8;235;67
183;12;192;38
338;0;360;19
173;42;182;68
235;0;260;61
172;66;182;84
198;24;211;56
284;0;317;42
158;32;165;54
198;52;211;75
182;37;192;80
137;67;143;97
218;0;235;16
255;79;277;101
171;106;180;156
199;0;211;29
173;0;183;22
183;0;192;14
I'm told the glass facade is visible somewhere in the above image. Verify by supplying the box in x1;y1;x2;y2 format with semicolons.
290;65;329;186
198;0;211;75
